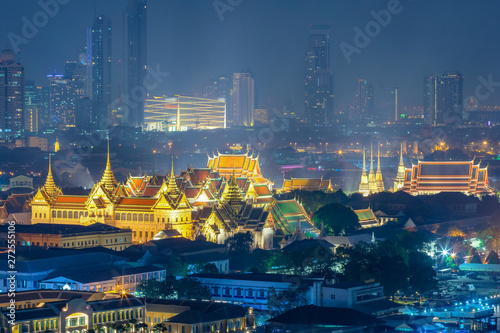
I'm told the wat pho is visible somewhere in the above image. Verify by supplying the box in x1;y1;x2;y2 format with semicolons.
30;145;317;249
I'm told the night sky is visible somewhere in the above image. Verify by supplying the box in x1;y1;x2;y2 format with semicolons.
2;0;500;113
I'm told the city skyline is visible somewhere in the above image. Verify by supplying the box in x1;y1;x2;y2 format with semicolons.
2;0;500;116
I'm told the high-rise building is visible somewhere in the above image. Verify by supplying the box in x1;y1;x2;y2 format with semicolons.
231;73;255;126
91;14;112;127
203;75;229;105
304;24;334;125
124;0;147;127
0;48;24;137
389;87;398;122
24;80;42;133
424;71;463;126
352;79;374;121
48;74;81;128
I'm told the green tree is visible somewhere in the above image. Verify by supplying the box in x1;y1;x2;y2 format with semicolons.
189;262;219;274
153;323;167;333
136;323;148;333
225;232;254;254
487;251;500;264
136;276;177;299
477;227;500;253
266;283;309;316
313;203;360;236
176;277;212;300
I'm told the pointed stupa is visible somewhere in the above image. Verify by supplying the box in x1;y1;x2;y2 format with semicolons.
368;142;377;193
43;154;59;197
100;138;118;192
167;156;181;197
223;169;244;212
375;143;385;192
394;142;406;191
359;147;370;196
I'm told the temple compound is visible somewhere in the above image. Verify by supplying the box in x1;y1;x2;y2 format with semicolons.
31;149;316;248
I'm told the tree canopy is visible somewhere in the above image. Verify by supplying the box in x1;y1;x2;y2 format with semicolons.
266;283;309;316
312;203;360;236
136;275;211;300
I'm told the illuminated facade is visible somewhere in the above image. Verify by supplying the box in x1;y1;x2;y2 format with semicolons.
144;95;226;131
31;150;313;248
359;144;384;196
278;178;331;193
401;160;493;196
0;48;24;138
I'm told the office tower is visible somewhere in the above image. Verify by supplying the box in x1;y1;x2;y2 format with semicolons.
124;0;147;127
203;75;229;101
304;24;334;125
353;79;374;121
75;97;93;130
91;14;112;127
0;48;24;137
424;71;463;126
232;73;255;126
389;87;398;122
39;86;50;130
48;74;81;128
25;80;42;132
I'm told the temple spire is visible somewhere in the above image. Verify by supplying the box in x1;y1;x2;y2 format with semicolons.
100;138;117;192
368;142;377;192
375;143;385;192
43;154;58;197
358;147;370;196
167;156;180;197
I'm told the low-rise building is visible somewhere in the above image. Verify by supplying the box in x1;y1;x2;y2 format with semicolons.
0;223;132;250
0;293;145;333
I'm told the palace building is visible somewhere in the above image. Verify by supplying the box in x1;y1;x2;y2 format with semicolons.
30;146;314;248
399;158;493;196
278;177;332;193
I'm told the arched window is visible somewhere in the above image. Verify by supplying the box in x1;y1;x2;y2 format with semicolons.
116;213;120;220
63;211;67;219
139;214;143;221
181;217;183;222
85;212;88;217
68;211;72;219
127;213;132;221
133;213;137;221
80;211;84;217
74;211;78;219
52;211;56;218
150;214;154;221
57;211;61;218
121;213;126;220
144;214;149;222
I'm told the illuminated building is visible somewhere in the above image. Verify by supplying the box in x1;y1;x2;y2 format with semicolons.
0;222;132;251
124;0;147;126
279;178;331;193
401;160;493;196
144;95;226;131
232;73;254;126
353;79;374;121
0;48;24;138
424;71;463;126
31;148;314;248
24;80;41;132
304;24;334;125
358;144;384;196
91;14;112;126
0;293;145;333
47;71;83;128
254;108;269;124
394;143;406;191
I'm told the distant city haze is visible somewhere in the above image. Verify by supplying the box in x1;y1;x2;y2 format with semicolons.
2;0;500;115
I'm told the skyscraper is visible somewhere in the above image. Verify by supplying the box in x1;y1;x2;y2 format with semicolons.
91;15;112;127
389;87;398;122
0;48;24;137
353;79;374;121
304;24;334;125
203;75;229;101
124;0;147;127
24;80;42;132
424;71;463;126
232;73;255;126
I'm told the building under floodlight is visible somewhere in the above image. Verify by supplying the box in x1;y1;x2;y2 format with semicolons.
144;95;226;131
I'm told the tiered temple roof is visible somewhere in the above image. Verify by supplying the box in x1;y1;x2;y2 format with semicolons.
401;160;493;196
279;177;332;193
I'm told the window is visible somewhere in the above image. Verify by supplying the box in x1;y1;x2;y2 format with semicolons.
116;213;120;220
182;327;185;333
224;287;231;296
139;214;143;221
52;211;56;218
63;211;67;219
235;321;240;329
150;214;154;221
120;238;123;242
139;231;143;238
68;211;73;219
228;322;233;330
235;288;242;297
127;213;132;221
133;213;137;221
57;211;61;218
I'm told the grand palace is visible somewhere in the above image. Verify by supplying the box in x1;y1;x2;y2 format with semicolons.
30;145;317;248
